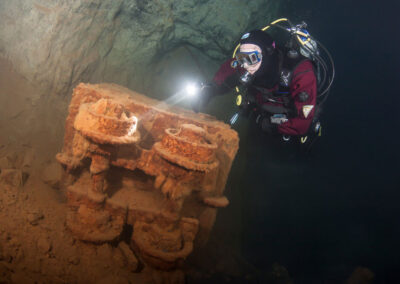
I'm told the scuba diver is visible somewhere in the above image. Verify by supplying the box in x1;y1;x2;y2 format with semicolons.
191;18;334;149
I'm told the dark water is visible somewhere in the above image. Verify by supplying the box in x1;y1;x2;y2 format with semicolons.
215;1;399;283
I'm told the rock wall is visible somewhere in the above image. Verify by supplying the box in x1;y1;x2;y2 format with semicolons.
0;0;282;98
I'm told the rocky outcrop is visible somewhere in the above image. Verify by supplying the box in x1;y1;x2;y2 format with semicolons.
0;0;282;97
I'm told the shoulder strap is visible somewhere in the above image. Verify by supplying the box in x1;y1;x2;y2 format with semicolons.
279;52;312;89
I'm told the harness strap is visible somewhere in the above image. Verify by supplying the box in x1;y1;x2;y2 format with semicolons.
261;104;290;114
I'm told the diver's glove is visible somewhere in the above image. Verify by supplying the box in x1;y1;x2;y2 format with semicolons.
221;71;252;90
191;83;218;113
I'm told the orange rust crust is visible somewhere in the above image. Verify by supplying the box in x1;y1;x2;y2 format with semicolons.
160;133;215;163
154;142;219;172
96;114;132;137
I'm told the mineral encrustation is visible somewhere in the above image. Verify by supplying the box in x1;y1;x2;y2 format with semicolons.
56;83;239;270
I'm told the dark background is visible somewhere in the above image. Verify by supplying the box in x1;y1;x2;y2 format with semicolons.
223;0;399;283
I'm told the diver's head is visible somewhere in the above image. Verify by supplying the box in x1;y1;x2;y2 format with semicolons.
238;44;262;74
237;30;279;88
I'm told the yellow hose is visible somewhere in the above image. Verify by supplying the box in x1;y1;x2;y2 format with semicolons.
232;18;290;58
296;30;311;46
232;44;241;59
296;30;309;38
261;18;288;31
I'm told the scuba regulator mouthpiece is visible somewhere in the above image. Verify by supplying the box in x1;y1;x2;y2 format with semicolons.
239;71;253;85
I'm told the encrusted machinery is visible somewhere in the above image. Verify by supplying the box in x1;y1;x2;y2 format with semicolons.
56;83;239;270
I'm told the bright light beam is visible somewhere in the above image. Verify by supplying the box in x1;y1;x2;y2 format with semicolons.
185;83;200;97
137;81;201;123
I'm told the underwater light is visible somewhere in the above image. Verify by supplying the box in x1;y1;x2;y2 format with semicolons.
185;82;200;97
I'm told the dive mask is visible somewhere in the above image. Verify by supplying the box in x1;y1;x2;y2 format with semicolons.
235;50;262;67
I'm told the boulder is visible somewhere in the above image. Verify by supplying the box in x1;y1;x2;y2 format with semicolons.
41;161;63;189
21;148;35;172
26;210;44;226
37;237;52;253
345;267;374;284
0;156;13;170
0;169;23;188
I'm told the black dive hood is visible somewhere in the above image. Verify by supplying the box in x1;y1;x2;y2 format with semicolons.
239;30;280;89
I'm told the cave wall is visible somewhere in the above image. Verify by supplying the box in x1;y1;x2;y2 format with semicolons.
0;0;284;164
0;0;282;98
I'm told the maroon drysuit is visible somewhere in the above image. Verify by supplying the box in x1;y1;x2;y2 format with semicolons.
214;58;317;136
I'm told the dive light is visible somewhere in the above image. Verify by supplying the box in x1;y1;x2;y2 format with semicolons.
185;82;202;97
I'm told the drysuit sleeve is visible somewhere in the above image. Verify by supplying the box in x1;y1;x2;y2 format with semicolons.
192;59;241;112
277;61;317;136
212;58;242;94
